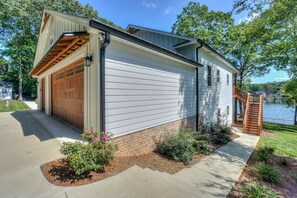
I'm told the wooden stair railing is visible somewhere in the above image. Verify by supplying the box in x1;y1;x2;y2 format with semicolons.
234;86;263;136
257;95;264;135
244;94;263;135
243;94;250;133
233;86;248;103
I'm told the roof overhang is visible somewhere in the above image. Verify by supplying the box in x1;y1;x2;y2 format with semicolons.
174;39;239;72
29;32;89;76
90;20;202;68
126;24;193;41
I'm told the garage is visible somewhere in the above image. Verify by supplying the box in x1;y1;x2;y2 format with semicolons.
51;59;84;128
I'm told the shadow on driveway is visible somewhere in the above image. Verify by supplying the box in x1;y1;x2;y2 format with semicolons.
11;110;54;141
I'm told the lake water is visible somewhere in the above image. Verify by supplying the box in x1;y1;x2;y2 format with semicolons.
263;103;295;125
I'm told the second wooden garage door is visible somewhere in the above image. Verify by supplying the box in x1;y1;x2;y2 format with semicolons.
52;59;84;129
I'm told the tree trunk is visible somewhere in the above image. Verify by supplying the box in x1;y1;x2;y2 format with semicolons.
238;73;244;118
239;101;243;118
18;62;22;100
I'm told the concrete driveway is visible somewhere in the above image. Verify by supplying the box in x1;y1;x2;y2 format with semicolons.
0;110;259;198
0;111;68;198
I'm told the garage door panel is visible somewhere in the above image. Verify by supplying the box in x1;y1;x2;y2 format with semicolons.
51;59;84;129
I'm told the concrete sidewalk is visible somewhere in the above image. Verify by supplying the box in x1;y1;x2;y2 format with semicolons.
24;101;38;110
0;110;259;198
174;131;259;197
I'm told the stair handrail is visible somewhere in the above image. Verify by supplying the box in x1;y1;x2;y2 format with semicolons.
234;86;249;102
243;93;250;133
257;94;263;135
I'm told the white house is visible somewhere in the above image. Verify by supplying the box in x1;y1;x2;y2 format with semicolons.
30;10;238;156
0;81;13;100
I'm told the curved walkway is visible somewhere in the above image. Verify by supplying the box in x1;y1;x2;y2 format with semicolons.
0;111;259;198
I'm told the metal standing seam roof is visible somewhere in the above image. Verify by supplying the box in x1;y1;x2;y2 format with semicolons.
126;24;239;72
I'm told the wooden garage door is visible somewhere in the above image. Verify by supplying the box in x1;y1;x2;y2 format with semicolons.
52;59;84;129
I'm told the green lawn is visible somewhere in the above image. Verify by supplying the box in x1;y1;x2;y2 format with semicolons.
261;122;297;158
0;100;30;112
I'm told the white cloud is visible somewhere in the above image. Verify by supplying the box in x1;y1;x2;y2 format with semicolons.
275;77;289;81
142;1;156;8
164;6;175;15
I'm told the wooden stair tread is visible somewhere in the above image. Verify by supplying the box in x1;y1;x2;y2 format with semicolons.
241;93;263;136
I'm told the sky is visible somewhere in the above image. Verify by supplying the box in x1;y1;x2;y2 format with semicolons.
78;0;289;83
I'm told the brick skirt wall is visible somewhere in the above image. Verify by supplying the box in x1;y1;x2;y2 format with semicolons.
111;116;196;157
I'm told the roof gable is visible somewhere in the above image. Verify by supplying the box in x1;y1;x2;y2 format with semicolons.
33;10;88;67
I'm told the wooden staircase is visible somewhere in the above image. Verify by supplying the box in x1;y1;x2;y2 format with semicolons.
233;87;263;136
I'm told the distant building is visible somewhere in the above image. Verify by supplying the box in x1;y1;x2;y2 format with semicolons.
254;91;266;97
0;81;13;100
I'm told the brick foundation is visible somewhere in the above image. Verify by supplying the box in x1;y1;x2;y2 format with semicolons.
111;116;196;157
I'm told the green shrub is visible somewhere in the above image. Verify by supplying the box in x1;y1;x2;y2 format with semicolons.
241;183;279;198
157;128;215;164
60;129;117;177
279;158;289;166
194;140;214;154
257;162;281;183
257;146;275;163
201;122;232;144
195;133;211;142
157;129;197;165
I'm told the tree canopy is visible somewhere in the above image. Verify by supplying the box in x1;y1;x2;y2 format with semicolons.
172;2;269;88
232;0;297;78
0;0;123;98
172;2;234;54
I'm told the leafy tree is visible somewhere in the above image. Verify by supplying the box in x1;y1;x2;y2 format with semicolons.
172;2;269;88
256;0;297;78
172;2;234;53
225;22;268;89
0;0;123;99
233;0;297;78
0;57;9;78
284;80;297;125
232;0;272;15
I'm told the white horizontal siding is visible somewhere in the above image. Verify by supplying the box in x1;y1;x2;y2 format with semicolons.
198;49;233;124
105;40;196;136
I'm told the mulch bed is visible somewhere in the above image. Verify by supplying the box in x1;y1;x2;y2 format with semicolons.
41;132;239;186
228;133;297;198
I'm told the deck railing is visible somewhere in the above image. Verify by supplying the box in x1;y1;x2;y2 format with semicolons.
243;94;250;133
249;94;261;103
233;86;248;102
257;95;263;135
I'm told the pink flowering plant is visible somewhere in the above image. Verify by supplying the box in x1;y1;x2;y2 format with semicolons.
82;127;112;143
61;127;117;177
